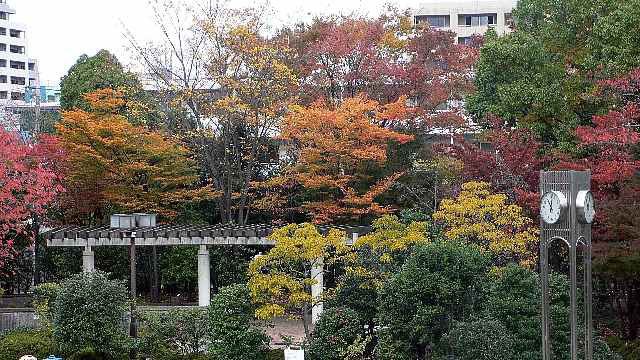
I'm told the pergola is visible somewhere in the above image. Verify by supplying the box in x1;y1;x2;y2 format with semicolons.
43;223;370;322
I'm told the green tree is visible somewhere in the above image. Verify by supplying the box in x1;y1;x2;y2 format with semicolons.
587;0;640;74
445;319;517;360
208;284;270;360
138;308;208;360
52;271;129;358
466;31;575;143
308;307;362;360
60;50;154;126
376;241;490;360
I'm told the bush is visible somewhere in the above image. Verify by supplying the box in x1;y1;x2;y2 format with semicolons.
308;307;362;360
208;284;270;360
33;282;62;330
266;349;285;360
138;308;208;360
52;271;129;358
0;328;55;359
607;337;640;360
445;319;517;360
376;241;490;360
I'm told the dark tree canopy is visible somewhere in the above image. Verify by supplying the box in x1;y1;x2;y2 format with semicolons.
60;50;144;113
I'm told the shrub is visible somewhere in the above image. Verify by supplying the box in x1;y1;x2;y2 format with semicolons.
266;349;285;360
208;284;270;360
445;319;517;360
376;241;490;360
308;307;362;360
138;308;208;360
0;328;55;359
33;282;62;330
52;271;129;358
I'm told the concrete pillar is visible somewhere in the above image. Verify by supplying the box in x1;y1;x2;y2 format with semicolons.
311;258;324;324
197;245;211;307
82;246;95;272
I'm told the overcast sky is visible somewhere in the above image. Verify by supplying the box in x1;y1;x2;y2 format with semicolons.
17;0;419;87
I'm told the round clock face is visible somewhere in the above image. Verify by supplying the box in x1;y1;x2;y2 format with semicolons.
577;190;596;224
540;191;567;224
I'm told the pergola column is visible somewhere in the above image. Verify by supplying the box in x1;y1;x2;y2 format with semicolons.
82;246;95;272
197;245;211;306
311;258;324;324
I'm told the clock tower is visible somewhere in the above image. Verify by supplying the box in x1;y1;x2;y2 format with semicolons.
539;170;594;360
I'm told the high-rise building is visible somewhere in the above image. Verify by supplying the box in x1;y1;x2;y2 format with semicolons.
414;0;516;44
0;0;38;104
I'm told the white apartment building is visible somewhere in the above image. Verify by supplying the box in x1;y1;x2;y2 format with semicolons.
414;0;516;44
0;0;38;104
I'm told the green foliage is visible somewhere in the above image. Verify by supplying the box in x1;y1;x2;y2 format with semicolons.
376;241;490;359
60;50;142;111
33;282;62;331
266;349;285;360
587;0;640;74
607;336;640;360
68;350;115;360
466;31;574;142
52;271;129;358
160;246;199;294
445;319;517;360
0;329;55;360
208;284;270;360
138;308;208;360
308;307;362;360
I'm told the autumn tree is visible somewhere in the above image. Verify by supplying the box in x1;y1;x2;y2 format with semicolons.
278;96;414;224
0;129;63;270
441;119;547;214
56;89;214;222
432;181;538;265
127;1;297;224
247;223;352;338
557;69;640;340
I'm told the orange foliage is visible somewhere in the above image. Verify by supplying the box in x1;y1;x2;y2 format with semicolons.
56;89;216;221
279;95;414;223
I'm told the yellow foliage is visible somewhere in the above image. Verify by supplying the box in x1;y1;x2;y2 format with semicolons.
247;223;353;321
433;182;538;265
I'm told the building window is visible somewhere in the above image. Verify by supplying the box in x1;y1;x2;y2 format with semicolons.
0;75;6;83
10;60;25;70
28;62;34;71
0;28;5;36
9;29;21;38
9;45;24;54
10;76;25;85
458;36;473;45
0;59;6;67
11;92;22;101
0;43;6;51
0;91;7;99
415;15;450;28
0;13;7;20
459;14;497;27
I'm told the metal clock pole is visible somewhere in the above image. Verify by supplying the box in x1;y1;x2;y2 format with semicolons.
539;171;594;360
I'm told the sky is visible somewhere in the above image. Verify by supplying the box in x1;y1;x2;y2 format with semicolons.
17;0;418;87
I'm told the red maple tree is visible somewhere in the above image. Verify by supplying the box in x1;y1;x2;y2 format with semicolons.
0;129;64;268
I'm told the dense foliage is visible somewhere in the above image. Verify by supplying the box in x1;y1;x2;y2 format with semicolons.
52;271;129;357
208;284;270;360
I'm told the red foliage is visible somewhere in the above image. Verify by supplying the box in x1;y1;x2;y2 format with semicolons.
557;69;640;257
441;119;547;214
0;129;64;268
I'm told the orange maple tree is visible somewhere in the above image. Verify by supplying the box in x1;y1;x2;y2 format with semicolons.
56;89;216;222
277;95;414;223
